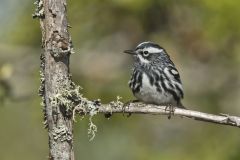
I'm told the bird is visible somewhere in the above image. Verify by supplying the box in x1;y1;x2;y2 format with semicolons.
124;41;185;111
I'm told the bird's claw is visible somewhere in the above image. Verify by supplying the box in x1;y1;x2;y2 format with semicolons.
165;104;175;119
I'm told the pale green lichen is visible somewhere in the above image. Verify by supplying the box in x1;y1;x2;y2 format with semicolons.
39;54;48;128
72;88;100;141
53;125;72;142
88;116;98;141
49;81;100;141
102;96;124;119
41;76;124;141
109;96;123;108
32;0;45;19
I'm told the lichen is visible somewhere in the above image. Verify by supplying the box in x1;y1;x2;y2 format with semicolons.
49;81;100;141
39;53;48;128
70;82;100;141
32;0;45;19
102;96;124;119
52;125;72;142
109;96;123;108
88;116;98;141
39;53;100;140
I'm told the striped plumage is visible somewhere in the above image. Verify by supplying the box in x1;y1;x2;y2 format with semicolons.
124;42;184;107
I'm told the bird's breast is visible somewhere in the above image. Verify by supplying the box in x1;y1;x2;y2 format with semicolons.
134;72;176;105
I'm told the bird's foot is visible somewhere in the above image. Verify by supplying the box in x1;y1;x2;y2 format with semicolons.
122;100;139;117
165;104;175;119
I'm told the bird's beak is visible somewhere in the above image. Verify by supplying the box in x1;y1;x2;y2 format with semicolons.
123;50;136;55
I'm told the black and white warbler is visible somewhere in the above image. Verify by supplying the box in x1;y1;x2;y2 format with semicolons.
124;42;184;108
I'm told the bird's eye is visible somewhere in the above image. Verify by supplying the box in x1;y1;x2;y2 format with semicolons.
143;51;149;57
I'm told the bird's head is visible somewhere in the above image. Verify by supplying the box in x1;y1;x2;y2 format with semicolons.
124;41;165;64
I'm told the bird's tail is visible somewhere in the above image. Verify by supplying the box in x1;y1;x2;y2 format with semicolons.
178;101;187;109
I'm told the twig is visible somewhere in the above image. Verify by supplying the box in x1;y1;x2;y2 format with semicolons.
94;102;240;128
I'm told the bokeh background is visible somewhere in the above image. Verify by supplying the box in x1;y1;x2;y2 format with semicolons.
1;0;240;160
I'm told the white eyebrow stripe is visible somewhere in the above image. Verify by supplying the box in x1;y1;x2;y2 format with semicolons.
145;47;163;53
137;41;150;48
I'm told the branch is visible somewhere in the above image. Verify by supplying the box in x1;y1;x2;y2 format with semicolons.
35;0;75;159
95;102;240;128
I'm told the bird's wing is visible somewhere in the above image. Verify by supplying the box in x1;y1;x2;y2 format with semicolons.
163;65;184;99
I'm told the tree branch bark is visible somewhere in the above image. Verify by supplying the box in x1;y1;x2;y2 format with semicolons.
94;103;240;128
35;0;75;159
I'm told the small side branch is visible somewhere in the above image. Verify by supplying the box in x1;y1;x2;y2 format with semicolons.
95;103;240;128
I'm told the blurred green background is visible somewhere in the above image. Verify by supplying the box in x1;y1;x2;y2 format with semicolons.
0;0;240;160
